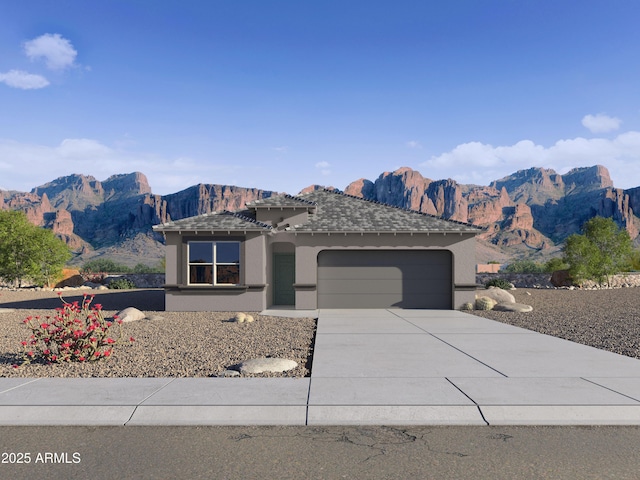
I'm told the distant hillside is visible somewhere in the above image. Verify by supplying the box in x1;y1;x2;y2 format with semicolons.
0;172;277;267
344;165;639;263
0;165;638;266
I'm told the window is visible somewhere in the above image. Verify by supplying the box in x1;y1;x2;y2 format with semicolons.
188;241;240;285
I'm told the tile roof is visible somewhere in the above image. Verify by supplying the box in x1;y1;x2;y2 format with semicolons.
152;210;272;232
246;194;317;209
287;190;482;233
153;189;482;234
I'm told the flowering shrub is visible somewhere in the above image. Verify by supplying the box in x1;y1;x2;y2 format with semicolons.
20;293;134;364
107;278;136;290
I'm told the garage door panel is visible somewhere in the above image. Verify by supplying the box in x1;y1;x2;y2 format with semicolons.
317;293;404;309
318;266;403;281
318;265;442;280
318;279;405;295
317;250;452;309
317;293;451;309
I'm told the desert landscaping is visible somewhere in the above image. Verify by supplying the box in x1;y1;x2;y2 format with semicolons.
1;285;639;379
0;288;315;378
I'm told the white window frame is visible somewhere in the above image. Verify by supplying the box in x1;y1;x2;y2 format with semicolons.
187;241;240;286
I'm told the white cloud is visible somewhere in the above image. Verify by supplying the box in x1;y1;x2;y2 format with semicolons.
0;69;49;89
56;138;113;158
421;133;640;189
24;33;77;71
582;113;622;133
315;161;331;176
273;146;288;153
406;140;422;149
0;138;248;195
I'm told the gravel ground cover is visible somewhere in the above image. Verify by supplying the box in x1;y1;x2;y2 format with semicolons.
0;289;315;378
473;287;640;359
1;286;639;378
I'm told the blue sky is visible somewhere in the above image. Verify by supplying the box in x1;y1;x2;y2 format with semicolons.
1;0;640;195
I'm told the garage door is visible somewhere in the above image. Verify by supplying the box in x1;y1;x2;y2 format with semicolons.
317;250;452;309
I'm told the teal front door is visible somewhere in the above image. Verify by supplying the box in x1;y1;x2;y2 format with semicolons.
273;253;295;305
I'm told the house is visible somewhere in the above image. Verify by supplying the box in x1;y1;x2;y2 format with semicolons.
152;189;482;311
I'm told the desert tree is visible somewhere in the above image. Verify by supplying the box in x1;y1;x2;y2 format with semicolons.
30;227;72;286
562;216;633;287
0;210;71;286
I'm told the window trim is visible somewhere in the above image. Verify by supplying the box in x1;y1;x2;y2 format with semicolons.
187;240;241;286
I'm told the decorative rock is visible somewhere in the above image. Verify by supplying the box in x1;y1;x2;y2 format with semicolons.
238;357;298;374
493;302;533;313
480;286;516;304
219;369;240;377
475;296;497;311
245;314;255;323
234;312;246;323
115;307;146;322
551;269;573;287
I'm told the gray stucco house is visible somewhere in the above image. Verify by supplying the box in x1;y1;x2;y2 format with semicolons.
152;189;482;311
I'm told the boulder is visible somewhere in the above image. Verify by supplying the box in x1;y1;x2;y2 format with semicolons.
238;358;298;374
234;312;246;323
493;302;533;313
115;307;146;322
480;286;516;304
475;296;497;311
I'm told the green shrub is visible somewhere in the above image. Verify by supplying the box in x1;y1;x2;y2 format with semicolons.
628;250;640;271
544;257;569;273
107;278;136;290
484;278;512;290
82;259;132;274
502;260;546;273
132;262;164;274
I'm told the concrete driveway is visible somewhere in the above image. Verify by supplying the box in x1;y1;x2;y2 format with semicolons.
1;309;640;425
308;309;640;425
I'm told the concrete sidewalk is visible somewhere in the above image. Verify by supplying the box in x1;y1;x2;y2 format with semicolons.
1;309;640;426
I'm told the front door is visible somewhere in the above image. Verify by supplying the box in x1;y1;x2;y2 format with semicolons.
273;253;295;305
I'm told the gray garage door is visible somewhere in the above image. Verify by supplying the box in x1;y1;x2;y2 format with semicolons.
317;250;452;309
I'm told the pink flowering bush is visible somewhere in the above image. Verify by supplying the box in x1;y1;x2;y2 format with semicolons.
20;293;134;364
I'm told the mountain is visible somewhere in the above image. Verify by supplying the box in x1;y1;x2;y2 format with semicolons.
0;172;276;267
345;165;639;262
0;165;638;266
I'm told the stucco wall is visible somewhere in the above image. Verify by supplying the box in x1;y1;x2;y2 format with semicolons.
281;231;477;309
162;230;477;311
163;231;268;311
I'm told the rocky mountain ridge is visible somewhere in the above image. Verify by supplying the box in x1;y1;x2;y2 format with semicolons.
0;172;277;266
344;165;639;261
0;165;638;266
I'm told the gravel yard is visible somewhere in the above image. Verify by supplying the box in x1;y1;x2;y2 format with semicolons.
0;289;315;378
473;287;640;359
1;286;639;378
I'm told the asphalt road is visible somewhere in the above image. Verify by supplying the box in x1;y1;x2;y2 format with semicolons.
1;425;639;479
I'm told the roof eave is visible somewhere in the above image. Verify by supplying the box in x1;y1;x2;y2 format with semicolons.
285;229;481;235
